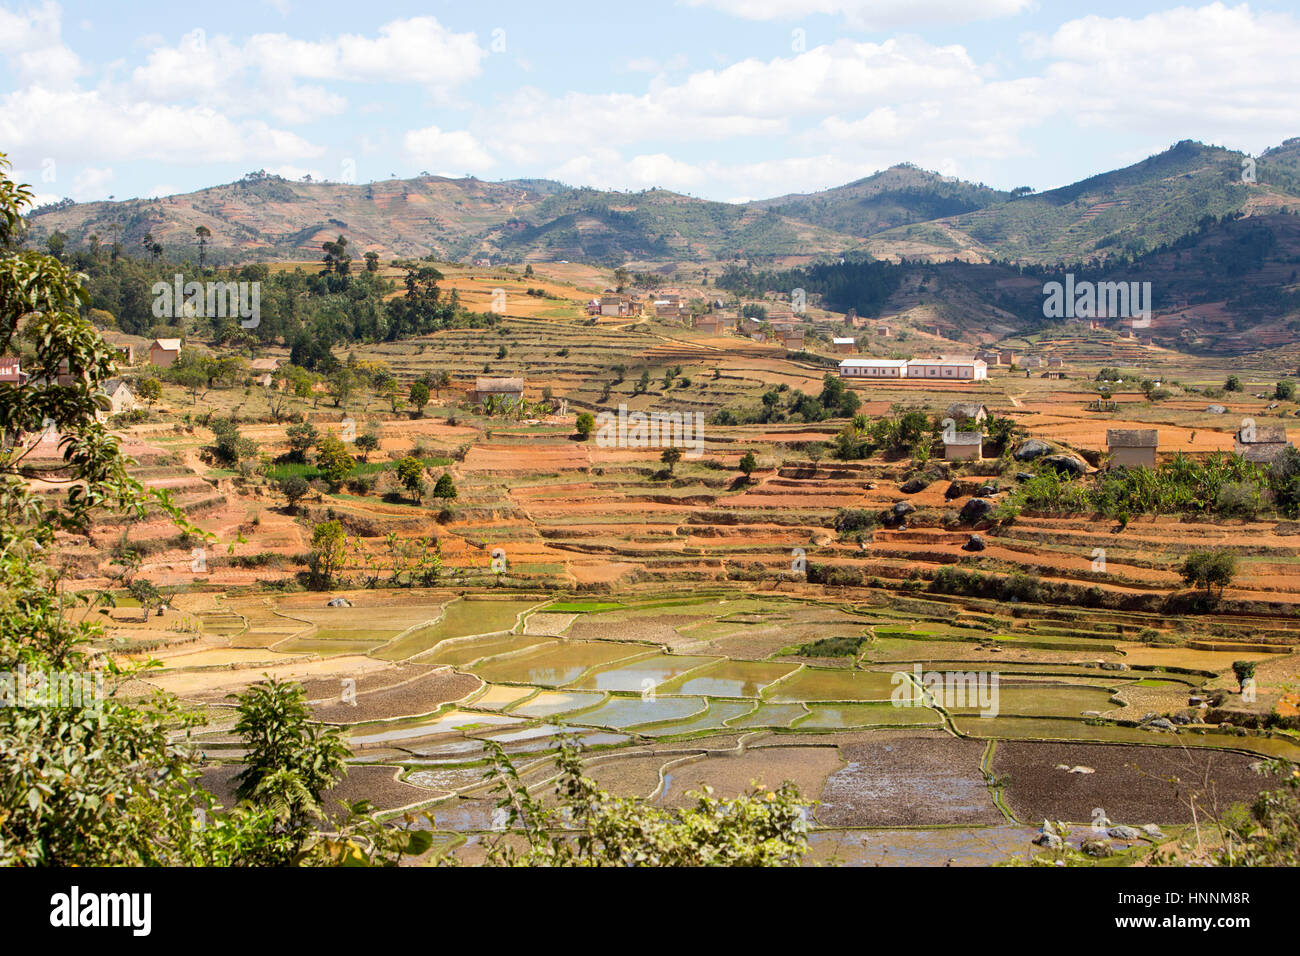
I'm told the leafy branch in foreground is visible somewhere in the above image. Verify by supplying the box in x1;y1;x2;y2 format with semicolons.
480;733;809;866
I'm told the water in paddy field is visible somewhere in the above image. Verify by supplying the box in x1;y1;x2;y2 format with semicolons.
807;827;1048;866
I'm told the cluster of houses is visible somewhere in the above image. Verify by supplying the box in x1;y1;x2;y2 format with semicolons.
588;292;694;320
837;357;989;381
1103;426;1295;468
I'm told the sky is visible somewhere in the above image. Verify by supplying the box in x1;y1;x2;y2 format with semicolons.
2;0;1299;206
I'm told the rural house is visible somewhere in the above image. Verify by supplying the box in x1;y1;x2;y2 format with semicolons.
599;295;631;317
694;314;726;335
0;358;25;385
249;358;280;387
832;337;857;353
1235;424;1292;464
944;430;983;461
97;379;136;419
777;329;804;350
1107;429;1158;468
149;338;182;368
945;402;988;425
473;376;525;404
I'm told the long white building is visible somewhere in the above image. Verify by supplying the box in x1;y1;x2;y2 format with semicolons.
837;358;908;378
838;357;987;381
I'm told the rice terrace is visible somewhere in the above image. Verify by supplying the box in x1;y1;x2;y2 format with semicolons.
3;3;1300;918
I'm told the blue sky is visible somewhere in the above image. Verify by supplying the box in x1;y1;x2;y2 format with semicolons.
2;0;1299;205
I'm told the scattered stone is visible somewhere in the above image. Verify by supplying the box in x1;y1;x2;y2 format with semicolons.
1032;822;1063;849
964;534;986;552
1043;454;1087;477
1146;717;1176;731
1014;439;1053;461
974;484;999;497
1099;661;1129;671
959;497;995;522
1141;824;1166;839
1107;825;1141;841
1205;404;1227;414
326;597;353;608
1081;838;1114;858
1015;471;1035;482
1068;766;1095;774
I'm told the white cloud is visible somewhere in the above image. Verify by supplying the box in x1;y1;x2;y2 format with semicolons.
123;17;485;124
1025;3;1300;150
0;0;83;87
682;0;1033;30
71;166;113;198
0;86;323;165
403;126;496;175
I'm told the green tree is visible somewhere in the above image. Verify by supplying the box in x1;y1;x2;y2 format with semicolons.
354;430;380;462
1275;380;1297;401
0;151;234;866
285;420;320;463
279;474;311;512
1179;550;1237;598
127;578;164;622
1225;375;1242;392
314;434;355;488
136;376;162;405
396;455;425;502
739;450;757;479
327;367;357;407
209;416;257;465
409;380;430;416
433;472;457;500
230;679;350;861
308;519;347;589
661;446;682;474
575;411;595;440
1232;660;1256;694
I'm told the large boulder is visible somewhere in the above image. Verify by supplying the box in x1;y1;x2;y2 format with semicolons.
1014;438;1053;461
964;534;986;552
1107;825;1142;841
1043;454;1087;477
899;476;929;494
1081;838;1114;858
945;480;969;500
1032;822;1062;849
326;597;353;608
974;483;999;497
892;501;916;518
959;497;995;523
1205;404;1227;414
